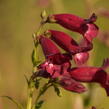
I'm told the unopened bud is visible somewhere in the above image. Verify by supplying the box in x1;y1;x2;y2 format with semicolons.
41;10;47;19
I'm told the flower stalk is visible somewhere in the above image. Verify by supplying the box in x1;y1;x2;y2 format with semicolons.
26;11;47;109
26;80;35;109
34;81;52;104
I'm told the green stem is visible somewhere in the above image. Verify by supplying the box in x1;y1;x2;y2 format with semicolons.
27;94;32;109
32;22;45;47
36;23;44;36
26;82;35;109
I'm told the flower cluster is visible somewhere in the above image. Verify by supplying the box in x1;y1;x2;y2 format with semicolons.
37;13;109;96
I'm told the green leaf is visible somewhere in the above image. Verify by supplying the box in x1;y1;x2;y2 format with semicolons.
31;47;41;67
53;85;61;97
1;96;24;109
35;100;44;109
40;10;47;19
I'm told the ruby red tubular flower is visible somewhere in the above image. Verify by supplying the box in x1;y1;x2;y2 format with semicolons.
39;35;60;58
47;13;99;42
37;64;87;93
39;35;72;65
48;30;93;55
69;67;109;96
38;61;87;93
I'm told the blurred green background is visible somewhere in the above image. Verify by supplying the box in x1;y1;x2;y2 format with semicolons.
0;0;109;109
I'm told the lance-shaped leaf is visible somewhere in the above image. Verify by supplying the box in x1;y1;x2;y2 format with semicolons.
31;43;42;67
34;100;44;109
53;84;61;97
1;96;24;109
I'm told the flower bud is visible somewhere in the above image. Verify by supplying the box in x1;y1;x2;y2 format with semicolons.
40;10;47;19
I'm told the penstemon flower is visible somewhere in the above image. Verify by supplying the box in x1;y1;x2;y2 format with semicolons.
46;30;93;54
39;35;60;58
39;35;72;64
47;13;99;42
59;75;87;93
69;65;109;96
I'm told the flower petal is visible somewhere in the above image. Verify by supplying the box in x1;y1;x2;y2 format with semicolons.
59;76;87;93
84;24;98;42
73;52;89;65
38;61;71;78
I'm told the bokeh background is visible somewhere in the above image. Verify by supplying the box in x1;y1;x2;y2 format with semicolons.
0;0;109;109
